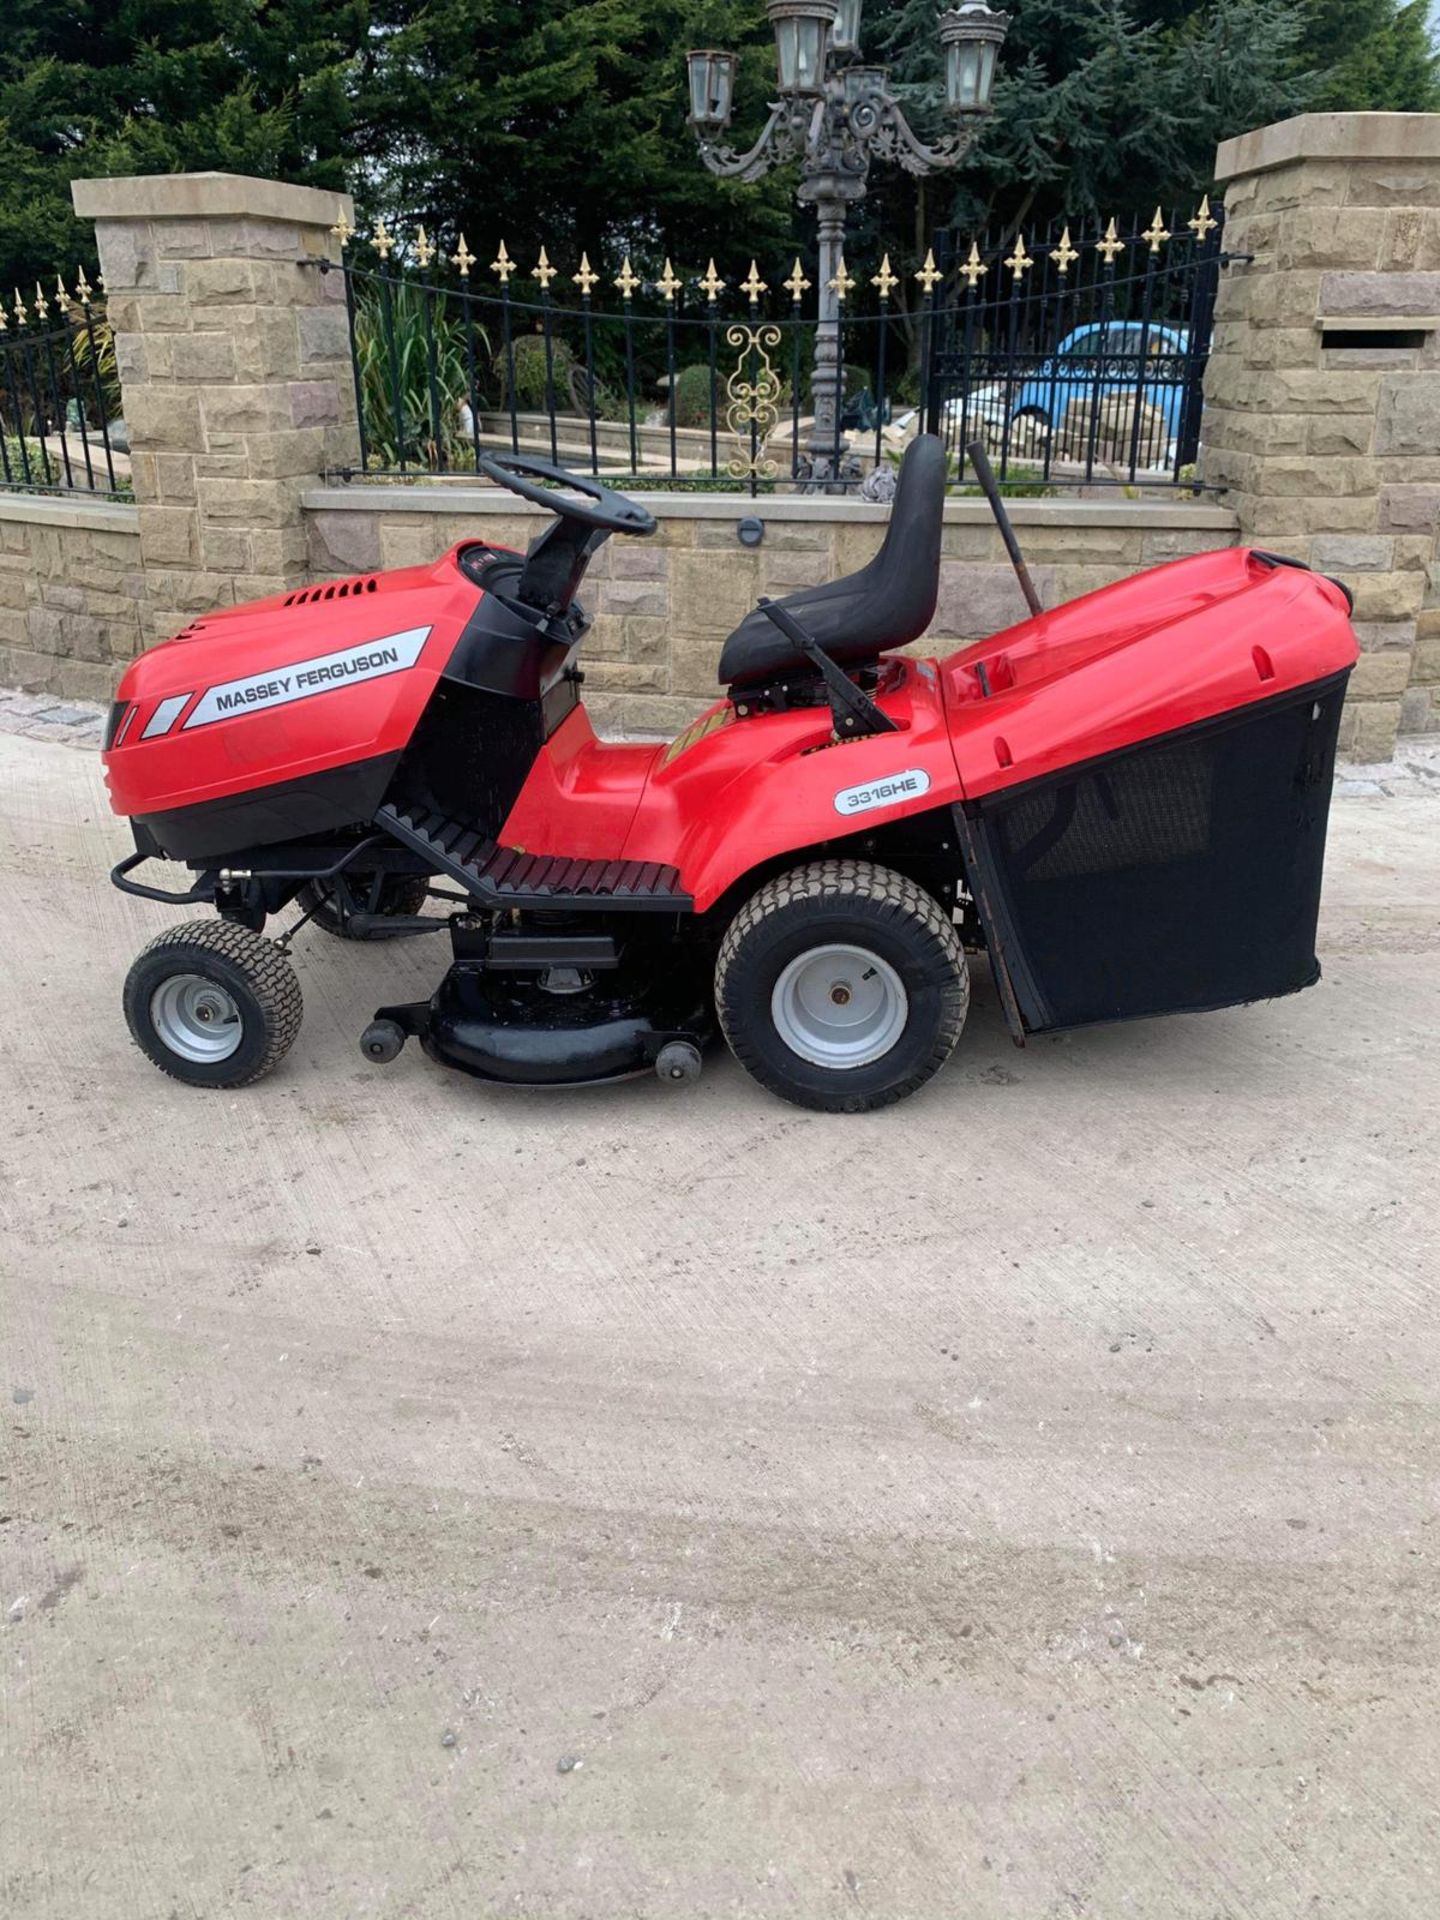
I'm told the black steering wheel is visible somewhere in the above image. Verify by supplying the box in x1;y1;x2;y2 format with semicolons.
478;452;657;538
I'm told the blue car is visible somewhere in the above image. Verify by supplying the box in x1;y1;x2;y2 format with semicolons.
1009;321;1191;437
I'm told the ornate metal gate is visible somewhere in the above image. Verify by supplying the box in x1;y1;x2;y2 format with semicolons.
921;200;1227;488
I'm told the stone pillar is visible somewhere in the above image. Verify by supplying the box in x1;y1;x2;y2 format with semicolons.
70;172;358;646
1201;112;1440;760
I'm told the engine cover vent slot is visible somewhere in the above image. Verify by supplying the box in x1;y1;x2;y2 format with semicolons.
283;576;380;607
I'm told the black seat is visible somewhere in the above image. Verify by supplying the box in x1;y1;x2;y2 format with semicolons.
718;434;947;689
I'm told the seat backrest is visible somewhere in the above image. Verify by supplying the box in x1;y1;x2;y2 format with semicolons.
864;433;947;640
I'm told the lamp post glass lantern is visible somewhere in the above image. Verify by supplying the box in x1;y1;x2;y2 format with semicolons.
940;4;1011;115
689;0;1009;487
686;49;737;130
767;0;838;94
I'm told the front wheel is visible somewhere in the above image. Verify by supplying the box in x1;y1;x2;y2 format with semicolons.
714;860;969;1113
123;920;303;1088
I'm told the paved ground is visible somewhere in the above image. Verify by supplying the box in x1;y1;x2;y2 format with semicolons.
2;714;1438;1920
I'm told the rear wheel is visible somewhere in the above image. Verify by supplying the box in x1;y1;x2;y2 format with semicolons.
297;872;431;940
715;860;968;1113
123;920;302;1088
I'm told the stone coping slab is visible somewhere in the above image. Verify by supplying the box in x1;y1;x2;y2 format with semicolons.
0;492;140;535
302;486;1238;531
72;171;353;229
1216;110;1440;182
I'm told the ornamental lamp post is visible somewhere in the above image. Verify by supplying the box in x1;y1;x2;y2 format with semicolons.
686;0;1010;488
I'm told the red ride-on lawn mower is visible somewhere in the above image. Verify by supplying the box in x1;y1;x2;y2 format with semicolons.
101;436;1358;1112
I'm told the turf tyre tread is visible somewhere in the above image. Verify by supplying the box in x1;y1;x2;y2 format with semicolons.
123;919;303;1089
715;859;968;1113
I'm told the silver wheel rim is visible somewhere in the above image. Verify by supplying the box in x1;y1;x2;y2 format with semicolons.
770;943;908;1071
149;973;243;1064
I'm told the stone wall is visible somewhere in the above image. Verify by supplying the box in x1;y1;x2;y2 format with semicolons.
71;172;357;649
1202;112;1440;759
0;495;143;701
305;488;1238;732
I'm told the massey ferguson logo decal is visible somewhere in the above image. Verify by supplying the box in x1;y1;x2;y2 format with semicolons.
833;768;932;817
182;628;431;729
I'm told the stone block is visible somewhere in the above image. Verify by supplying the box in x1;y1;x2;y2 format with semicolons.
124;387;202;452
1382;483;1440;529
231;311;300;382
194;478;300;529
1352;620;1416;652
170;333;237;382
1309;534;1393;570
184;258;263;304
584;658;670;695
152;218;214;261
1318;269;1440;316
1349;569;1427;619
201;384;293;433
1307;415;1373;457
1349;649;1413;698
306;510;382;573
1271;367;1380;414
198;527;253;572
622;616;671;663
288;380;341;427
205;218;303;260
764;551;830;591
138;507;198;567
609;544;668;580
934;562;1057;640
297;306;351;365
1278;209;1382;271
597;579;668;618
245;427;327;479
155;453;198;504
1411;633;1440;682
1375;373;1440;455
1345;699;1400;762
1399;686;1440;732
94;218;157;292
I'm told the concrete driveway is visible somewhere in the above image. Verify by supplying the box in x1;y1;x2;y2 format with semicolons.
3;724;1438;1920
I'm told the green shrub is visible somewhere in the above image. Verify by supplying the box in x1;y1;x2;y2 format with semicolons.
495;331;582;413
671;361;719;429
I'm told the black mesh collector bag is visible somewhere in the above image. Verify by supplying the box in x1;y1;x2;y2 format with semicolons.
962;672;1350;1033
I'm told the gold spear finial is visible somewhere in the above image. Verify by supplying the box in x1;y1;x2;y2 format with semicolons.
699;257;726;302
1188;195;1218;243
54;274;72;315
657;258;683;303
33;281;49;321
1004;234;1033;278
371;218;395;261
1049;226;1078;276
1142;206;1171;255
871;253;899;300
828;255;856;303
1096;217;1125;266
12;289;28;327
74;265;93;303
740;259;768;307
533;246;557;291
957;241;987;289
414;225;436;269
784;256;812;303
614;255;641;299
914;248;944;294
573;252;600;296
451;234;475;278
330;210;354;251
491;239;514;284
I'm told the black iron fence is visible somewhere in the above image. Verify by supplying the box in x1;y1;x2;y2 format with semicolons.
920;200;1229;489
324;232;918;498
0;275;125;497
318;203;1229;497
